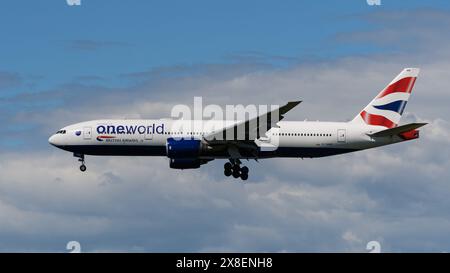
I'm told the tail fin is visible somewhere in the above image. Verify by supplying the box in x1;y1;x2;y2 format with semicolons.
351;68;420;128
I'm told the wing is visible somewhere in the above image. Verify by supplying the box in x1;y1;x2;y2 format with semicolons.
204;101;301;143
203;101;301;158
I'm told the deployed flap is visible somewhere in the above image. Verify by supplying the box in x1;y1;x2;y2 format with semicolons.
368;122;427;137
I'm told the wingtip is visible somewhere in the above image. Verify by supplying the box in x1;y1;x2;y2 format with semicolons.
279;100;302;115
417;122;428;127
288;100;302;105
286;100;302;109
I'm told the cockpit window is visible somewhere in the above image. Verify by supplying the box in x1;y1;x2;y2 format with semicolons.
56;130;67;134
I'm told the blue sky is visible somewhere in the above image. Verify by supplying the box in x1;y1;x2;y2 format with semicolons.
2;0;450;151
2;1;450;252
1;0;449;91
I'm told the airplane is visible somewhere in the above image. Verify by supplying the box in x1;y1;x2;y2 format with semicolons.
49;68;426;181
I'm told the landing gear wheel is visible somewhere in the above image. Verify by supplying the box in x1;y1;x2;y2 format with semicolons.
80;165;87;172
224;162;232;171
232;168;240;178
240;173;248;181
224;159;250;179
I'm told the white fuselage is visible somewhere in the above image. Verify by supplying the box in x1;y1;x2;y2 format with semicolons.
48;119;405;159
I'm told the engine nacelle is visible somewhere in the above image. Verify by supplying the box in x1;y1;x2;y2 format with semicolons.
169;158;201;169
166;138;212;169
166;138;202;158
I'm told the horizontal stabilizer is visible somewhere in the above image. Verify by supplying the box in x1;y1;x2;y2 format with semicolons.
368;122;427;137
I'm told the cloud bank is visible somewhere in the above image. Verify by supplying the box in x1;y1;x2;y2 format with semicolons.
1;9;450;252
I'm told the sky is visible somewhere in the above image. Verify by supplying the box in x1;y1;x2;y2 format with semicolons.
1;0;450;252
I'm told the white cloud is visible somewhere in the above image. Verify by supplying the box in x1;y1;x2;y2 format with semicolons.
2;8;450;252
2;114;450;252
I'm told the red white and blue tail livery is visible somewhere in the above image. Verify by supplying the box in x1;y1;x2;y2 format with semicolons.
49;68;427;181
353;68;419;128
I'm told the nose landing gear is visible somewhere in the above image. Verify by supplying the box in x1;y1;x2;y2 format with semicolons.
74;153;87;172
223;159;249;181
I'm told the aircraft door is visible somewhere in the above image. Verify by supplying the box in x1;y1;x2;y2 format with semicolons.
337;129;346;143
83;127;92;140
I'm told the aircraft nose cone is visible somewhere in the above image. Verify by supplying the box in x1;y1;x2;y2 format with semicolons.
48;135;57;146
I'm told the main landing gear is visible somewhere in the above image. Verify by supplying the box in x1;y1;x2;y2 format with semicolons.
224;159;249;181
74;153;87;172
